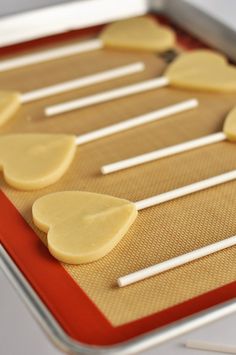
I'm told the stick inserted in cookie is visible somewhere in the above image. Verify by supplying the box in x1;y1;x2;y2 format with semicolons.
0;99;197;190
0;40;103;72
32;168;236;264
75;99;198;145
45;76;169;116
45;50;236;116
0;62;145;127
20;62;145;103
101;105;236;174
117;169;236;286
101;133;225;174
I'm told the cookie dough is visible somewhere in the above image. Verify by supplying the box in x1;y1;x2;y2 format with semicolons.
165;50;236;92
33;191;138;264
223;105;236;141
0;91;21;126
0;134;76;190
100;16;175;52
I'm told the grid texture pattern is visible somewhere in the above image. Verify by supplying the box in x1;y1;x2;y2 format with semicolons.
0;42;236;326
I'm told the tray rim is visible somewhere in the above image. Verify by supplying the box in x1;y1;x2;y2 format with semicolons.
2;0;236;60
1;244;236;355
163;0;236;60
0;0;147;48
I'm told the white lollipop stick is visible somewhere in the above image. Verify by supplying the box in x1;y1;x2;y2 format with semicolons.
118;235;236;287
101;132;226;174
19;62;145;103
135;169;236;210
185;340;236;354
45;76;170;116
118;169;236;287
75;99;198;145
0;39;103;72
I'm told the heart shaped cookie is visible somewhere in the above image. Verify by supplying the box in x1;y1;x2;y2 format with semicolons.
0;134;76;190
0;91;21;126
100;16;175;52
165;50;236;92
223;105;236;141
33;191;137;264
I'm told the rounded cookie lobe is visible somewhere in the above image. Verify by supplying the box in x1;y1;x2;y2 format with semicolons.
223;105;236;141
100;16;175;52
0;134;76;190
0;91;21;127
166;50;227;78
165;50;236;92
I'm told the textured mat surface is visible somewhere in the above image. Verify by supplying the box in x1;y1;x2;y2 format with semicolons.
0;42;236;326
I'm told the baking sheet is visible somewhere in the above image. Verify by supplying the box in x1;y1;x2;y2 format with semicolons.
1;32;236;327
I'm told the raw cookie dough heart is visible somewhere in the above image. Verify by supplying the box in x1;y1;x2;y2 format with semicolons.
165;50;236;92
100;16;175;52
33;191;138;264
0;134;76;190
223;105;236;141
0;91;21;126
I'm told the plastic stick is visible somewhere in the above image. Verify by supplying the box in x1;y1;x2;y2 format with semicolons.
45;76;170;116
118;235;236;287
101;132;226;174
135;169;236;211
75;99;198;145
0;39;103;72
20;62;145;103
185;340;236;354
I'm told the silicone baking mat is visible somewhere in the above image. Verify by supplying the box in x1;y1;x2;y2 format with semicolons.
0;16;236;345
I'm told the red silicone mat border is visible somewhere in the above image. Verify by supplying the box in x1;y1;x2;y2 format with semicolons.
0;15;235;346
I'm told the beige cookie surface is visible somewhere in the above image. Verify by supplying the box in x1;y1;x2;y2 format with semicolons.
0;134;76;190
165;50;236;92
223;105;236;141
0;91;21;126
33;191;138;264
100;16;175;52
